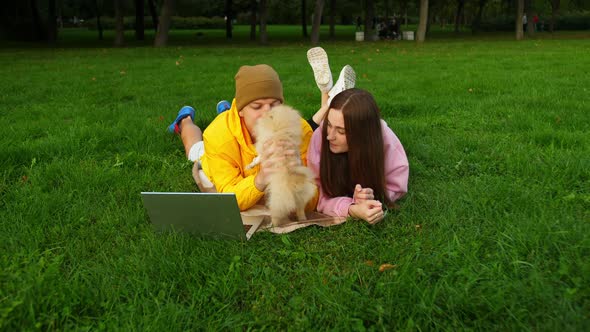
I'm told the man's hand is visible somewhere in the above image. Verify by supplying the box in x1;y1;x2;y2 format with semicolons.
254;140;299;191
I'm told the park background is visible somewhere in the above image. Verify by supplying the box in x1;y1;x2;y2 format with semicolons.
1;0;589;330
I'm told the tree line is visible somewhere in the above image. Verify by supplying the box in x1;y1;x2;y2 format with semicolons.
1;0;588;45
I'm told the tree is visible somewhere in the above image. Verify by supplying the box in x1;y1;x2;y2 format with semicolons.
516;0;524;40
310;0;325;45
148;0;159;33
259;0;268;45
154;0;174;47
525;0;534;35
549;0;560;32
364;0;374;41
30;0;47;41
328;0;336;39
114;0;124;46
417;0;429;42
135;0;144;40
95;0;103;40
225;0;233;39
250;0;257;41
301;0;308;37
455;0;465;33
48;0;57;43
471;0;488;33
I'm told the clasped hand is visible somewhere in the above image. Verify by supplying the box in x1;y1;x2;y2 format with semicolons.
349;184;384;224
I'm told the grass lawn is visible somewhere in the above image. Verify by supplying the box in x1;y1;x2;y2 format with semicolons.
1;26;589;330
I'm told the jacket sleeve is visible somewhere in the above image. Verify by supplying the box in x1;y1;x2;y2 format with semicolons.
300;119;319;212
383;126;409;203
203;140;264;211
306;128;352;217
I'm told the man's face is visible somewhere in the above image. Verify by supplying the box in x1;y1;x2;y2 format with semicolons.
239;98;282;140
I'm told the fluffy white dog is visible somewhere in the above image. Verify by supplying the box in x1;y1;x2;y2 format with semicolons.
251;105;316;226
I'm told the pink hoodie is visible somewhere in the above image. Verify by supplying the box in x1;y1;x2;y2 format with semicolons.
307;120;409;217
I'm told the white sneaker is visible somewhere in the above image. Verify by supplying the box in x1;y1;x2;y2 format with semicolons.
307;47;333;93
327;65;356;105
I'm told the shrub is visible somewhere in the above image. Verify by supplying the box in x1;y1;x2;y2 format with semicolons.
84;16;225;30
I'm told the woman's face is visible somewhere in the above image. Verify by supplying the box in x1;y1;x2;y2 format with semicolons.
325;109;348;153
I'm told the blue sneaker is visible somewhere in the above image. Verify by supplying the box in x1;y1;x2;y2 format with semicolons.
167;106;195;134
216;100;231;114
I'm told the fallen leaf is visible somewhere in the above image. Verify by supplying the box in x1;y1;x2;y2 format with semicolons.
175;61;180;66
365;260;374;266
158;115;164;122
120;70;126;75
91;77;96;81
21;175;28;183
468;88;473;92
379;264;397;272
415;224;422;230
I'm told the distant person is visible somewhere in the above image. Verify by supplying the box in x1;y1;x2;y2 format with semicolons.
522;13;527;32
356;16;362;31
533;14;539;32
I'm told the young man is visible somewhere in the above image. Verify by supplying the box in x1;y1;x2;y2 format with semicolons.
168;64;317;211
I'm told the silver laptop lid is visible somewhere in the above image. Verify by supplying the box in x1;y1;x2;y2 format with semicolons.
141;192;246;240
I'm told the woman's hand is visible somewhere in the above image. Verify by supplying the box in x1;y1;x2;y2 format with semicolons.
353;184;374;203
348;199;384;224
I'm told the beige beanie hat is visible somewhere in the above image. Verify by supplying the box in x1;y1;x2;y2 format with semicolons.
234;64;284;111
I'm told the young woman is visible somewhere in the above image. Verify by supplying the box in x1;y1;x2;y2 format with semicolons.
306;88;409;224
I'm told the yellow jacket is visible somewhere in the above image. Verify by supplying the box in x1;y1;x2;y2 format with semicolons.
200;99;318;211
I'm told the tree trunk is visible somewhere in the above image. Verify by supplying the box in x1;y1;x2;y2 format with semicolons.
114;0;125;47
259;0;268;45
364;0;374;42
328;0;335;39
301;0;308;37
525;0;534;35
148;0;159;33
135;0;144;40
95;0;103;40
250;0;257;40
30;0;47;41
515;0;524;40
471;0;487;33
310;0;325;45
154;0;174;47
454;0;464;33
225;0;233;39
549;0;559;33
403;3;408;26
48;0;57;42
417;0;428;42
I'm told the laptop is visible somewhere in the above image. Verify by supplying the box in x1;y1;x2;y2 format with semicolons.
141;192;261;240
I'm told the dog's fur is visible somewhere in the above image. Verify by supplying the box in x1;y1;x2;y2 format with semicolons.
253;105;316;226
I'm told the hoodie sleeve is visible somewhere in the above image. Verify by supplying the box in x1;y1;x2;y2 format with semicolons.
307;128;353;217
201;138;264;211
382;123;409;203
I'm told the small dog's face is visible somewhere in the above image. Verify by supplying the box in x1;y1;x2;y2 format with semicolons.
255;105;303;144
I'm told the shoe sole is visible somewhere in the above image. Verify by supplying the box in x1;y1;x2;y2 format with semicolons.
307;47;332;87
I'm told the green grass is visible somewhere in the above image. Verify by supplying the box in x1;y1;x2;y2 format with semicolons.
1;27;589;330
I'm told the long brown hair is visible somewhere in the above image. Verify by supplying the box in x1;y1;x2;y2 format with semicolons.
320;88;390;205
